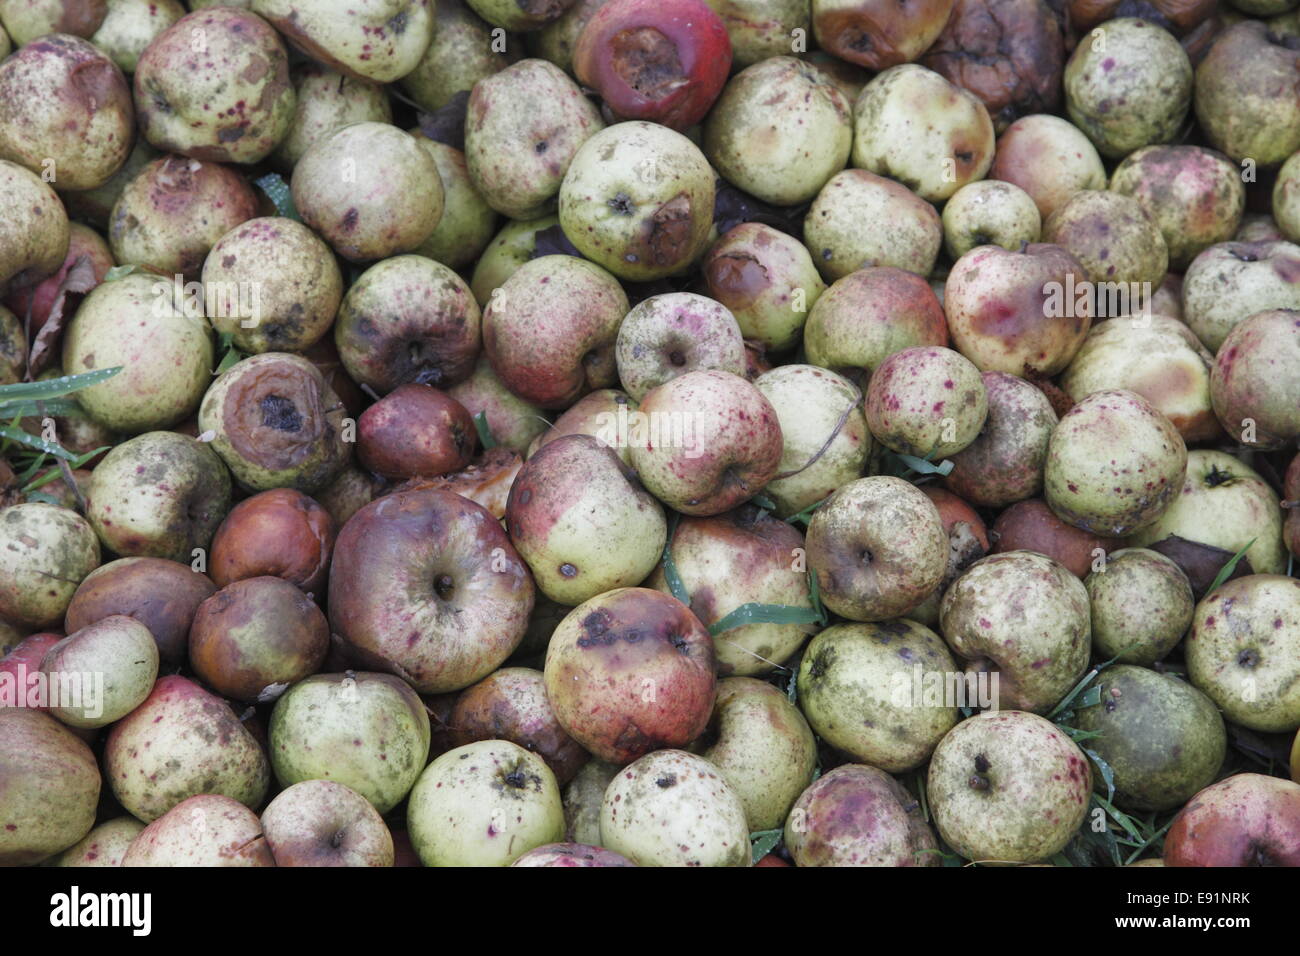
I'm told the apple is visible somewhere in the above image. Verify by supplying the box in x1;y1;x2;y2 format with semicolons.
805;476;948;622
1073;665;1225;812
701;222;827;354
1042;190;1168;291
2;223;113;338
64;557;215;664
329;489;535;693
799;620;959;772
1181;241;1300;352
269;672;431;814
412;132;499;270
543;587;716;764
0;0;107;46
511;843;635;866
629;369;783;515
41;615;158;728
614;292;745;401
928;710;1091;864
506;434;666;606
483;255;629;409
1164;773;1300;866
647;504;814;675
698;677;817;830
987;113;1106;219
944;242;1092;378
469;215;559;306
562;757;619;845
449;356;549;456
703;56;852;206
803;266;948;374
261;780;394;868
358;384;477;480
944;372;1057;509
1186;574;1300;733
785;764;939;867
0;503;99;629
467;0;573;31
1194;21;1300;166
271;62;393;170
0;632;61;712
754;364;872;518
209;490;335;597
252;0;434;83
1086;549;1194;666
0;159;68;290
122;794;276;867
1210;308;1300;450
810;0;955;70
400;0;514;111
908;486;990;627
573;0;731;131
0;708;100;866
528;389;634;464
50;817;145;867
407;740;564;866
942;180;1042;260
1285;452;1299;561
804;170;943;282
599;749;750;866
864;346;988;459
448;667;589;785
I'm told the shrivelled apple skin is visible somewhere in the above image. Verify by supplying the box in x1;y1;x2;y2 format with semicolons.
785;764;939;867
599;749;749;866
511;843;636;866
811;0;955;71
1044;389;1187;537
991;498;1118;579
799;621;959;773
122;794;276;867
543;587;716;765
407;740;564;866
1073;665;1224;812
865;345;988;459
1186;575;1300;734
269;672;431;814
629;369;783;516
806;476;948;622
0;708;100;866
1086;549;1194;666
927;710;1091;864
104;675;270;823
506;435;666;606
1164;773;1300;867
574;0;732;132
328;489;535;694
940;551;1091;714
944;371;1057;509
1210;309;1300;451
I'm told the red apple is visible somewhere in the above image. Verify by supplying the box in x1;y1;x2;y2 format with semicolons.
0;632;62;711
991;498;1119;578
2;223;114;337
1164;773;1300;866
574;0;732;131
357;383;477;479
209;489;336;597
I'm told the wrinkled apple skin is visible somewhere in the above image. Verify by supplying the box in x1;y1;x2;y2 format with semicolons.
799;621;959;772
1044;389;1187;537
785;764;939;867
1129;450;1288;579
574;0;732;132
51;817;145;867
811;0;955;71
408;740;564;866
0;709;100;866
0;34;133;192
261;780;394;868
0;160;69;289
942;180;1042;260
511;843;635;866
803;169;943;282
629;369;783;516
865;345;987;459
1194;21;1300;166
558;121;716;282
465;58;604;219
104;675;270;823
543;587;716;764
122;794;276;867
1086;549;1194;666
704;56;851;206
988;113;1106;219
600;749;749;866
944;372;1057;508
928;710;1091;864
1061;315;1220;444
852;64;995;203
940;551;1090;714
252;0;434;84
0;503;99;629
614;292;745;402
944;242;1092;378
647;505;814;675
1180;241;1300;352
803;266;948;373
1210;309;1300;451
700;677;816;830
269;672;431;814
1109;145;1245;271
1074;665;1225;812
1165;773;1300;866
42;615;159;728
1043;190;1168;290
1063;17;1192;160
328;489;535;694
806;476;948;622
1187;575;1300;733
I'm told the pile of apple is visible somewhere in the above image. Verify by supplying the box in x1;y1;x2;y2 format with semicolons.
2;0;1300;869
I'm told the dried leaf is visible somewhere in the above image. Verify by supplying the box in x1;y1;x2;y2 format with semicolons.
28;255;100;377
1147;534;1254;597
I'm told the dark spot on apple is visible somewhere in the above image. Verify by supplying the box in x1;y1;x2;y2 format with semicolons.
434;573;455;600
608;192;634;215
260;394;302;432
1237;648;1259;668
559;562;577;578
655;773;677;789
610;27;684;99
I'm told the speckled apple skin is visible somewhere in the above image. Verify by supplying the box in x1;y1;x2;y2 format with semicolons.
1164;773;1300;866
